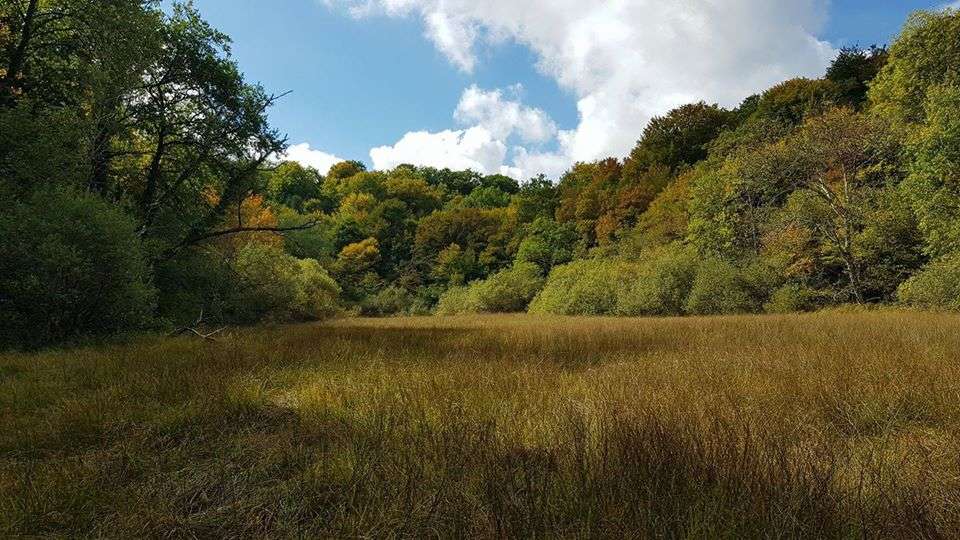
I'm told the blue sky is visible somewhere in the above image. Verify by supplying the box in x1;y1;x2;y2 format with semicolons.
175;0;947;177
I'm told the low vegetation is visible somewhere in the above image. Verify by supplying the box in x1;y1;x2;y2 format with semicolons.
3;313;960;538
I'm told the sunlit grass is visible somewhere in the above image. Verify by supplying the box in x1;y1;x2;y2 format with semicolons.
2;312;960;537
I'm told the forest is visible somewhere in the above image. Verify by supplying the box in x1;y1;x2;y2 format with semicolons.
2;2;960;349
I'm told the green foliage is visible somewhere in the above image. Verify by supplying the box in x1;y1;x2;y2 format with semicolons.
359;286;417;317
514;175;559;222
292;258;341;320
870;9;960;124
0;105;87;190
826;46;888;109
266;162;322;211
684;259;765;316
625;102;733;172
435;286;483;315
155;249;239;326
384;176;442;216
897;254;960;311
0;188;155;348
461;186;511;208
233;244;339;323
415;207;516;279
765;284;823;314
334;238;382;301
432;243;479;286
328;160;367;180
529;259;641;316
616;245;699;316
751;78;839;126
515;217;578;273
275;207;336;262
620;171;692;254
436;261;548;316
476;262;544;312
902;85;960;259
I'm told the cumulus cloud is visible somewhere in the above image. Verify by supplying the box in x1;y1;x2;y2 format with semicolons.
370;85;558;178
329;0;838;178
454;85;556;143
282;143;344;176
370;126;507;172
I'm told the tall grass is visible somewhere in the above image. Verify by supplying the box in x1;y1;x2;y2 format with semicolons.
2;312;960;537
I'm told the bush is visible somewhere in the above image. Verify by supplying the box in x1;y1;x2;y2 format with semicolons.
292;258;341;320
684;258;765;316
360;286;416;317
617;245;699;316
897;255;960;310
234;244;340;323
476;262;545;313
0;188;156;348
435;285;484;315
529;259;641;316
437;263;545;315
765;284;823;314
155;250;241;326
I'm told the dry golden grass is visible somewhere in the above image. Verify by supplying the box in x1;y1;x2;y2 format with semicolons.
2;312;960;537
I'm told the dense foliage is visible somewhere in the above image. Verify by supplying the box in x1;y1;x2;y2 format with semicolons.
3;3;960;347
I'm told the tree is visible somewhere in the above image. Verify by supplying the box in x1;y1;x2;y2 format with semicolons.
515;217;578;273
266;161;322;211
0;187;155;348
414;207;516;277
773;110;902;303
751;78;839;126
902;85;960;259
826;46;888;109
514;174;559;223
870;9;960;124
327;160;367;180
623;102;732;173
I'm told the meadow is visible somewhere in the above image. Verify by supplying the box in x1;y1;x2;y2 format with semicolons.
2;312;960;538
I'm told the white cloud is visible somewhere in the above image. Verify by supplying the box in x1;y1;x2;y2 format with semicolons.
942;1;960;10
282;143;344;175
370;85;560;178
370;126;507;172
424;11;478;72
454;85;556;143
328;0;837;178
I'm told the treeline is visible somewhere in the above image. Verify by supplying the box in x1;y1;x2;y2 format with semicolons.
3;3;960;348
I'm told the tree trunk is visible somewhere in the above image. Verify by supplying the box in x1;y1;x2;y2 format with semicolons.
141;129;166;224
89;123;112;196
1;0;40;104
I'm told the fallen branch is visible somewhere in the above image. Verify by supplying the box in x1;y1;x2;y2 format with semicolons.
167;310;227;342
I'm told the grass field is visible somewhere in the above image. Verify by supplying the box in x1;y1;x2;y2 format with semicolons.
2;312;960;538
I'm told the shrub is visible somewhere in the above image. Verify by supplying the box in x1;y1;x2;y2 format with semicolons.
765;284;823;314
155;250;241;326
616;245;699;316
360;286;417;317
292;258;341;320
435;285;484;316
437;263;544;315
0;188;156;348
234;244;340;323
530;259;641;316
897;255;960;310
685;258;765;316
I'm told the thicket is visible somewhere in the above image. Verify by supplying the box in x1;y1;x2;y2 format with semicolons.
4;4;960;347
